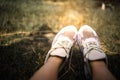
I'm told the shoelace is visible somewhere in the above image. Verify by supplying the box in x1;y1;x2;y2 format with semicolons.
84;41;100;58
86;41;99;49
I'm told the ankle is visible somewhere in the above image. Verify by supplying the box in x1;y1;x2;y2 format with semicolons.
46;56;64;65
90;60;106;67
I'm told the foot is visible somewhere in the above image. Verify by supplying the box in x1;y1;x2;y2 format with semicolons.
77;25;106;61
44;25;77;63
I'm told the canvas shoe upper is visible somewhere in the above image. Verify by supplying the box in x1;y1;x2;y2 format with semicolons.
77;25;106;61
44;25;77;63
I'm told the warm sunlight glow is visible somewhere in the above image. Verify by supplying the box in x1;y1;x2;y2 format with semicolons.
58;10;84;29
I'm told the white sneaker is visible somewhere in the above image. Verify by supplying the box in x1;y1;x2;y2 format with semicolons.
77;25;107;79
44;25;77;63
77;25;106;61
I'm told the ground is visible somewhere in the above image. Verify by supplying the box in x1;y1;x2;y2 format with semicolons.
0;0;120;80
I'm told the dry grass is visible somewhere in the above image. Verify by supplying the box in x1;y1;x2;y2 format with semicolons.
0;0;120;80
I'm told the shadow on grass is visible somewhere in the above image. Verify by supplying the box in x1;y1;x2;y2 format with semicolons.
0;24;54;80
0;28;120;80
107;54;120;80
0;24;120;80
58;46;86;80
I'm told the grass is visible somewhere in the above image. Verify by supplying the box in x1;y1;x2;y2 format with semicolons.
0;0;120;80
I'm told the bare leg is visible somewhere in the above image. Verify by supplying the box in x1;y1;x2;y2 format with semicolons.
30;56;63;80
90;61;116;80
77;25;117;80
30;26;77;80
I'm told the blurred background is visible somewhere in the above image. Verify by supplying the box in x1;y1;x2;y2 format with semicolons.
0;0;120;80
